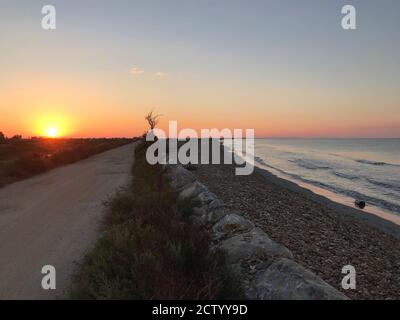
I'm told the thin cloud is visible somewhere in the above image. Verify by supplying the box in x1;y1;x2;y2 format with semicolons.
130;67;144;76
155;71;168;78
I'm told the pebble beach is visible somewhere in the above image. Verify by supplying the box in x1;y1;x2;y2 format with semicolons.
191;162;400;300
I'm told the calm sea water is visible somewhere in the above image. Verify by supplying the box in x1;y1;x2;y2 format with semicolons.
243;139;400;220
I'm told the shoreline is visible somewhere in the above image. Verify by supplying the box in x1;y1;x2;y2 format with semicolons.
190;160;400;299
253;165;400;240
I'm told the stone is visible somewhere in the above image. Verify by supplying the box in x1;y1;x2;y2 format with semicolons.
355;199;366;209
167;165;197;191
163;164;349;301
246;258;349;300
218;228;293;264
195;190;218;205
207;209;228;224
178;181;207;201
208;199;225;211
212;213;255;240
191;207;207;224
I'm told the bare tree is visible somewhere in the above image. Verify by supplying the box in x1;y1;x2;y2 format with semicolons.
145;110;162;131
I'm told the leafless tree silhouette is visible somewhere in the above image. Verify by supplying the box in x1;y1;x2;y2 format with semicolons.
145;110;162;131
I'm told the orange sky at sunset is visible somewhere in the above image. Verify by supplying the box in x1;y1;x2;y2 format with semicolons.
1;1;399;139
2;74;398;139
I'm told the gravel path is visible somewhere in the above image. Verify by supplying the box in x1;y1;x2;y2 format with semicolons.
192;163;400;300
0;143;136;299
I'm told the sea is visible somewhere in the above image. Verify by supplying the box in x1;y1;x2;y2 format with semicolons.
229;138;400;224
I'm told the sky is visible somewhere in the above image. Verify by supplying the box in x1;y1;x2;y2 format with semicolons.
0;0;399;138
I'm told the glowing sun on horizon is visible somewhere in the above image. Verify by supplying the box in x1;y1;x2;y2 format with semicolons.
35;114;69;138
45;127;60;138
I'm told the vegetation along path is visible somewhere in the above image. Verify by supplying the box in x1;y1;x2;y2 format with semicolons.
0;143;136;299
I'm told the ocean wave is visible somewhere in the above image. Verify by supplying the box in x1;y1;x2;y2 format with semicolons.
332;171;359;180
355;159;398;167
366;178;400;192
254;156;269;167
254;157;291;176
289;175;400;214
255;160;400;214
289;158;331;170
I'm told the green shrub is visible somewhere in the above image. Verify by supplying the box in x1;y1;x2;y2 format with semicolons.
0;138;132;188
69;140;242;300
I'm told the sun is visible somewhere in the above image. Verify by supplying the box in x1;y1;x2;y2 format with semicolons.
45;127;59;138
35;114;69;138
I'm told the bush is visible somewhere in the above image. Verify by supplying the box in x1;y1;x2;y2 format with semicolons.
10;153;49;177
69;141;242;300
0;138;133;188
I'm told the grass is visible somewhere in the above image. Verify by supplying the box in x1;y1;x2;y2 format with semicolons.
0;138;133;188
69;140;242;299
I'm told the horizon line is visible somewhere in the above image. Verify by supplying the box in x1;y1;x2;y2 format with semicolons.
8;136;400;140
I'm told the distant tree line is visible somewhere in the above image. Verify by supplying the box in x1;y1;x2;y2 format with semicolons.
0;132;23;143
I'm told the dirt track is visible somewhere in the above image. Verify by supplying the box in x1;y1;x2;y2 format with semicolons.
0;143;136;299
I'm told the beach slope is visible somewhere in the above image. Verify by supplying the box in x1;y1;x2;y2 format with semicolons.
191;162;400;300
